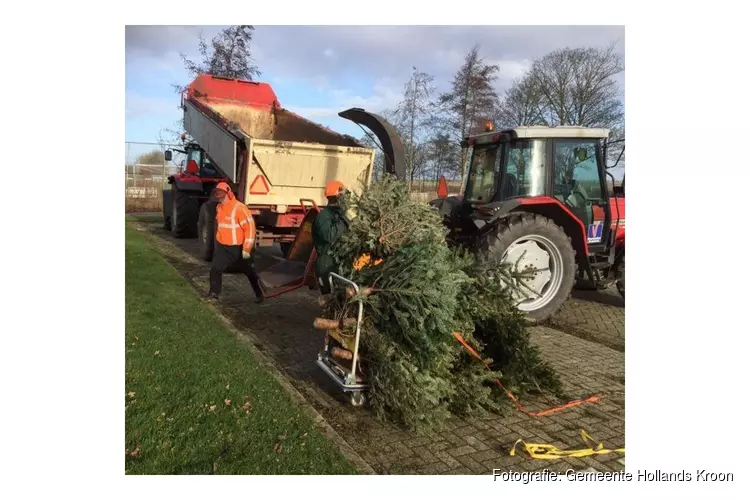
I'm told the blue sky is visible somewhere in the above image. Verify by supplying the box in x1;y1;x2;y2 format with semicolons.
126;26;624;162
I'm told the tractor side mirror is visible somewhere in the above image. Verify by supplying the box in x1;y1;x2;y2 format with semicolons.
164;150;173;162
436;176;449;199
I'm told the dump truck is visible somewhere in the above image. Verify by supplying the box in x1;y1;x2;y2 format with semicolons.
162;74;375;259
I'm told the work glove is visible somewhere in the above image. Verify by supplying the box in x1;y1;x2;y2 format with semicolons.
242;249;251;260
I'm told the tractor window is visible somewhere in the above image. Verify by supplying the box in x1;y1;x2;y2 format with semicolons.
500;140;547;199
553;140;603;205
465;144;502;202
554;139;604;233
201;155;220;177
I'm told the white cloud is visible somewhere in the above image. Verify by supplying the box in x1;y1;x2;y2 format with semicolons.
286;77;402;121
125;92;179;118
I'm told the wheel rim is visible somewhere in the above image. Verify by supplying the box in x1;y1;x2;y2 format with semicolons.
502;234;564;312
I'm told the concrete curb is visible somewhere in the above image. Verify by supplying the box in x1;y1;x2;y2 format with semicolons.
130;221;377;475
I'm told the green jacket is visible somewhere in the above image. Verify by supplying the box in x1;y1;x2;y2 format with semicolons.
312;205;349;284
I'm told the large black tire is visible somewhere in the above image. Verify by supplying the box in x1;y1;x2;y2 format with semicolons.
162;188;172;231
198;201;217;261
479;213;577;324
171;185;199;238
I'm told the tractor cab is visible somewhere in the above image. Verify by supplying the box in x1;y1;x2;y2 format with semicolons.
165;142;221;178
459;124;613;251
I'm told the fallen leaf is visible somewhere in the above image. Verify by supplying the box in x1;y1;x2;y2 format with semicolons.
241;402;251;414
127;392;136;398
226;384;230;391
224;399;231;406
127;445;141;458
154;351;160;356
209;405;217;412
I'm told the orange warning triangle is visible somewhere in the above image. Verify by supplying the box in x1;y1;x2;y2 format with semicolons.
436;175;449;198
249;175;269;195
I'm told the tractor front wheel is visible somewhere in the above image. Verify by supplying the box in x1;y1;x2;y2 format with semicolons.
171;185;199;238
480;213;577;324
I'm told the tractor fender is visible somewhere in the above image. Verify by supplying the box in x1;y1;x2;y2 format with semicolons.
170;174;205;193
476;197;589;266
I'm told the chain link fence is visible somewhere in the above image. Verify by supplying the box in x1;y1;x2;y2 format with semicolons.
125;141;187;212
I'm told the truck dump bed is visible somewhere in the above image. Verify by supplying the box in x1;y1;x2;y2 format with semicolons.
183;75;374;209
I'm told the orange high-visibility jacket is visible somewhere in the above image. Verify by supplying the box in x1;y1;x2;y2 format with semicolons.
215;193;256;253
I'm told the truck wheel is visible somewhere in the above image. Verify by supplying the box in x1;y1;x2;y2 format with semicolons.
171;185;199;238
198;202;217;261
480;213;576;324
162;188;172;231
616;252;625;299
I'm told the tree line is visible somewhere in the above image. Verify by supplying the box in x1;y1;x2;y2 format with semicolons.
366;43;624;190
167;26;625;189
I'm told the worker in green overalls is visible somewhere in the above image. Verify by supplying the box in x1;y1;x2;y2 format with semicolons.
312;180;353;295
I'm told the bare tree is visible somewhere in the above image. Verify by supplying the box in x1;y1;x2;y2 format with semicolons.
424;132;460;185
162;26;262;142
392;67;436;190
499;43;624;128
135;150;164;165
358;133;387;182
437;45;500;185
495;76;546;128
180;26;261;81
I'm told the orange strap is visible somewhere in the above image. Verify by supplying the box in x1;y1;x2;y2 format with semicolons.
452;332;600;417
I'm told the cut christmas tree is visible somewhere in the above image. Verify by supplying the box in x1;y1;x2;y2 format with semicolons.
318;177;562;431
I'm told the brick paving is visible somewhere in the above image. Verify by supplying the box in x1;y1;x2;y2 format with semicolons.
548;289;625;352
132;219;625;475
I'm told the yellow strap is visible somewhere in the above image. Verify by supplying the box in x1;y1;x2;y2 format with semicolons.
510;429;625;460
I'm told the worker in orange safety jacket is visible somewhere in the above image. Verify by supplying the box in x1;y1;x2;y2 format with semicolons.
205;182;264;303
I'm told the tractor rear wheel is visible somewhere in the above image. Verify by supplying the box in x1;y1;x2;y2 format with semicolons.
171;185;199;238
480;213;576;324
198;201;217;261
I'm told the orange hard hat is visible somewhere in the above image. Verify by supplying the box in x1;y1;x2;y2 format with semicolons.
325;180;345;197
214;182;231;197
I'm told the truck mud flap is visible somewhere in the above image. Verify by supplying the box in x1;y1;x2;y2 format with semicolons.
338;108;406;180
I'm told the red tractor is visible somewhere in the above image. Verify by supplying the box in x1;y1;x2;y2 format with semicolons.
435;124;625;322
342;110;625;323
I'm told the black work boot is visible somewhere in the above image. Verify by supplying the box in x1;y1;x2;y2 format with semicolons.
254;295;264;304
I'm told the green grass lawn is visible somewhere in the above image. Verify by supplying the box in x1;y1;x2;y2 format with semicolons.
125;225;356;474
